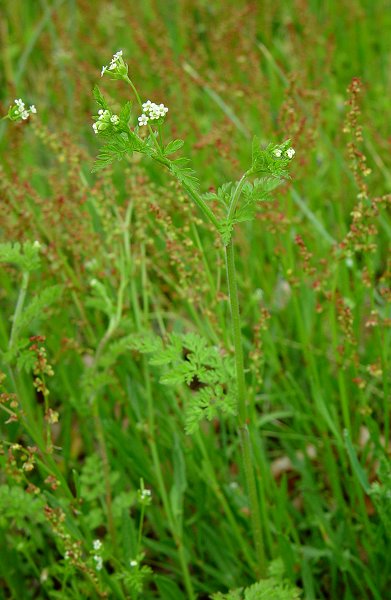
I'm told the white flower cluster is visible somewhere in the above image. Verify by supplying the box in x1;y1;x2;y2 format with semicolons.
92;539;103;571
12;98;37;121
137;100;168;127
138;487;152;505
273;147;295;159
92;109;120;134
101;50;123;77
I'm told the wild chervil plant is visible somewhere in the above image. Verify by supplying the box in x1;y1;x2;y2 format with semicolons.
2;5;391;595
92;50;295;585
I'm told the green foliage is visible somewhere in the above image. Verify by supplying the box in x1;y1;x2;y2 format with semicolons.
1;2;391;599
128;331;237;433
14;284;63;335
212;561;301;599
0;241;41;272
163;139;185;155
168;156;200;190
369;457;391;531
92;85;110;111
91;132;145;172
251;138;292;179
0;485;46;529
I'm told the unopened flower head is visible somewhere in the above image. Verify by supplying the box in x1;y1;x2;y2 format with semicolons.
100;50;128;80
92;109;120;134
8;98;37;122
273;148;282;158
130;559;138;567
286;147;295;159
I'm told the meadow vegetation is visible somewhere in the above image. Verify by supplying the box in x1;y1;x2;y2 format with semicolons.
0;1;390;598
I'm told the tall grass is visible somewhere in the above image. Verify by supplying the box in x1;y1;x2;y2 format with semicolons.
0;1;390;598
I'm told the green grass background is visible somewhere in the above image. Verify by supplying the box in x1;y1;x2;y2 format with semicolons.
0;1;390;598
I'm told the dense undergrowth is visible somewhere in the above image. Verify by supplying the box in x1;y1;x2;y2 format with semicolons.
0;1;390;599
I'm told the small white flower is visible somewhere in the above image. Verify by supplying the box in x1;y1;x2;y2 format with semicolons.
33;240;41;249
138;114;149;126
92;123;98;134
94;555;103;571
93;539;102;550
158;103;168;116
110;114;119;124
142;101;168;121
64;551;70;560
130;560;138;567
10;98;37;121
101;50;124;77
273;148;282;158
286;147;295;159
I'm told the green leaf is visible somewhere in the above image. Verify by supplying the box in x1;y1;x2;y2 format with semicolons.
86;280;114;317
92;133;145;172
218;219;234;245
0;241;41;272
212;563;302;599
169;434;187;531
203;182;233;208
160;362;195;385
343;429;370;493
163;139;184;156
93;85;109;111
169;157;199;190
119;101;132;128
15;285;63;333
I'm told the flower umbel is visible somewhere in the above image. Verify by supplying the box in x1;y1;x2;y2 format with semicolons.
100;50;128;80
138;100;168;127
7;99;37;122
92;109;120;134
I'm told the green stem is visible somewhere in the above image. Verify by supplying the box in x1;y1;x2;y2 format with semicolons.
151;153;220;231
9;270;29;350
228;171;251;220
123;76;220;234
181;181;220;231
225;238;267;578
124;75;143;110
